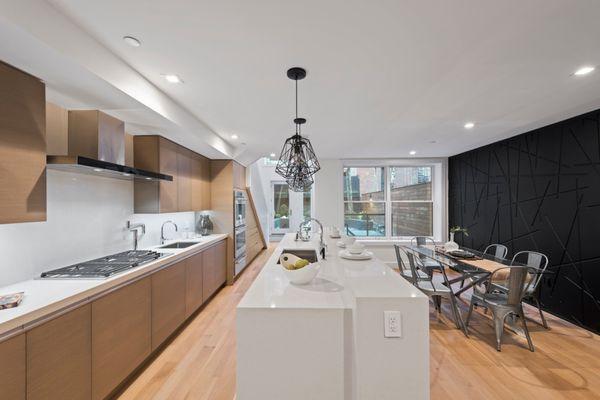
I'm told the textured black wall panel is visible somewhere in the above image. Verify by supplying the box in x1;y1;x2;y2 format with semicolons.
449;110;600;334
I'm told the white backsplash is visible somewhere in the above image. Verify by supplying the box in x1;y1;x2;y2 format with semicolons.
0;169;196;288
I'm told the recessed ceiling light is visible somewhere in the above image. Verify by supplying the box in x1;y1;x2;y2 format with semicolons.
93;168;103;172
270;153;276;158
145;177;152;180
163;74;182;83
230;134;239;140
464;122;475;129
573;66;595;76
409;150;417;155
122;173;131;177
122;36;141;47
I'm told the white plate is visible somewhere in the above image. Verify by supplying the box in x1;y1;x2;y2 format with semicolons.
336;241;346;248
330;234;341;239
339;250;373;260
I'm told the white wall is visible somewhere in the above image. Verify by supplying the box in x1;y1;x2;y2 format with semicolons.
0;169;195;287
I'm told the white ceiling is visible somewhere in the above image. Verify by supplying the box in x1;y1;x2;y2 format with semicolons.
8;1;600;162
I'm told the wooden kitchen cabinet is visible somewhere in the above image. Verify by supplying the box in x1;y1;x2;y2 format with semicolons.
203;240;227;302
91;278;151;400
192;152;211;210
177;146;192;211
185;251;204;317
233;160;246;189
152;260;187;349
0;334;26;400
0;61;46;224
27;305;91;400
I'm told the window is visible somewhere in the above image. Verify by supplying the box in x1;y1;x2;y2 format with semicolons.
343;165;435;238
389;167;432;236
264;157;278;166
343;167;386;237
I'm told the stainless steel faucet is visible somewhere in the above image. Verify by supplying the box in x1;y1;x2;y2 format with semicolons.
127;221;146;250
297;217;326;259
161;220;179;244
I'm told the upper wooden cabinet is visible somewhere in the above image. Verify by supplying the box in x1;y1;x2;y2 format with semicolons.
0;61;46;224
134;135;210;213
233;161;246;189
0;334;26;400
192;152;211;211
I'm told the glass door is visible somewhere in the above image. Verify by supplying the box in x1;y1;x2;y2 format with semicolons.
271;182;313;234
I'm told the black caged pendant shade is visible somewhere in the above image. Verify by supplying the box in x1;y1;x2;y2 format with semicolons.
275;67;320;191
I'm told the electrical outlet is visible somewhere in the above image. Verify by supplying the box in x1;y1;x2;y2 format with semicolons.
384;311;402;338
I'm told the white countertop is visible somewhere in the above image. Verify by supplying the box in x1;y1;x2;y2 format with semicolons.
237;233;424;310
0;233;228;338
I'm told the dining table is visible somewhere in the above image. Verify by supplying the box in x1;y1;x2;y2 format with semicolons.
404;244;542;297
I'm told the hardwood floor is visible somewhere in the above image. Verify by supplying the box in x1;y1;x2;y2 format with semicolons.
116;245;600;399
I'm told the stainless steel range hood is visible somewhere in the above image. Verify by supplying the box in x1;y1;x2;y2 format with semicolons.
46;109;172;182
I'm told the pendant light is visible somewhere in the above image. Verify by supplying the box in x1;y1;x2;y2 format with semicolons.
275;67;320;191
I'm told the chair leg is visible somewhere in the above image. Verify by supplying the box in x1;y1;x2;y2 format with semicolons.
533;296;548;329
492;311;506;352
434;296;442;313
519;307;535;352
450;295;469;337
466;299;475;327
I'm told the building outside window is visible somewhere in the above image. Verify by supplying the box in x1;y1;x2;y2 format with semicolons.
343;165;434;238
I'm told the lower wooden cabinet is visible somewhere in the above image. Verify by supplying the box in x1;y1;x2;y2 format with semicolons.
27;305;91;400
152;260;187;349
203;241;227;302
186;251;204;318
0;334;26;400
92;278;151;400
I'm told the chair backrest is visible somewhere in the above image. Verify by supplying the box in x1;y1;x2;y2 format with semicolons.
484;244;508;259
394;244;410;274
488;266;532;306
405;251;431;284
411;236;436;247
511;251;549;291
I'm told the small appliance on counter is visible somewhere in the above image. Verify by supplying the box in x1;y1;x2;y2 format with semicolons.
196;213;214;236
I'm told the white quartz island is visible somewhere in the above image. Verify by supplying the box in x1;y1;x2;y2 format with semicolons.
237;234;429;400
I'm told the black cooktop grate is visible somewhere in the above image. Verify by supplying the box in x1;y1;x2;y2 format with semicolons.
41;250;164;279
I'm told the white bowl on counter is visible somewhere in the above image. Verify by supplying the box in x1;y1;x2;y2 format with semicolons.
347;242;366;254
282;262;321;285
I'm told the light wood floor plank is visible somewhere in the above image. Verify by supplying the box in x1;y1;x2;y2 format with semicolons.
116;244;600;399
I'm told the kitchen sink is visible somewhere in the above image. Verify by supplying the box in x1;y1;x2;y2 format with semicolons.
158;241;199;249
276;249;319;264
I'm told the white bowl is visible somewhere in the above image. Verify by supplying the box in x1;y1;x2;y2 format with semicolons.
342;236;356;246
347;243;365;254
282;262;321;285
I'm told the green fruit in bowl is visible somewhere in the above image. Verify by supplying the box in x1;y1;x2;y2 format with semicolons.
294;259;310;269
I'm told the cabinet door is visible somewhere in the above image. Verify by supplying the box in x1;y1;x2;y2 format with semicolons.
192;153;211;211
202;244;217;302
215;240;227;287
158;138;179;213
92;278;151;400
152;260;187;349
0;334;26;400
0;62;46;224
177;147;192;211
186;251;204;317
27;305;91;400
232;161;246;189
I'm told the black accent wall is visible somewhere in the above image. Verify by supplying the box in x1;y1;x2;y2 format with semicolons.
449;109;600;334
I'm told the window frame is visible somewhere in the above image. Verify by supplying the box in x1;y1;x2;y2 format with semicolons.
343;166;387;237
343;164;437;240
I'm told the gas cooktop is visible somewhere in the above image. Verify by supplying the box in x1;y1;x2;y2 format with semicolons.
40;250;165;279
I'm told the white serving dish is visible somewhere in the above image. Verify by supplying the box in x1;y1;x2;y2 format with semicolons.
347;243;366;254
282;261;321;285
339;250;374;260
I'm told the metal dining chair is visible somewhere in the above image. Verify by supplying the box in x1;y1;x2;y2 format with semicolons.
460;243;509;289
466;266;535;351
394;244;429;284
406;249;468;337
511;251;549;328
484;244;508;259
410;236;443;269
